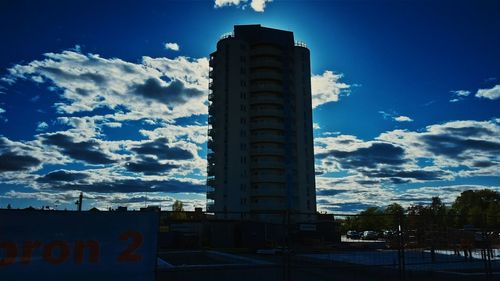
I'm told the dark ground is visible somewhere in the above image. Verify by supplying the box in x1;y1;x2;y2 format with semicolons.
156;253;498;281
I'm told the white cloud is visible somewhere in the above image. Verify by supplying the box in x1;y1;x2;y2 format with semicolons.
139;124;208;144
214;0;243;8
394;115;413;122
475;84;500;100
1;48;212;202
313;123;320;129
378;110;392;120
103;122;122;128
449;90;471;102
164;42;179;51
250;0;272;12
36;121;49;132
214;0;273;12
56;116;104;139
377;119;500;173
315;163;500;213
379;111;413;122
311;70;350;108
314;119;500;192
0;136;64;175
394;185;500;206
452;90;470;97
0;107;5;114
6;51;209;123
1;189;207;211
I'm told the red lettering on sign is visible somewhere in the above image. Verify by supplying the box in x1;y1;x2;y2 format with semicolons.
43;240;70;264
21;240;41;264
74;240;100;264
117;231;143;262
0;242;17;266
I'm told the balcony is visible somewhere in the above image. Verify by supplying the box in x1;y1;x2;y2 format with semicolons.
250;160;285;169
250;188;286;197
219;32;234;40
208;92;215;101
208;106;216;115
207;178;216;187
207;165;215;176
250;83;283;93
209;82;215;89
250;95;283;105
207;139;215;149
208;128;216;137
207;190;216;200
250;108;284;118
206;202;215;212
250;200;286;211
207;152;215;162
250;134;285;144
251;147;285;156
251;174;286;183
295;41;307;48
250;58;282;69
250;71;283;82
250;121;284;131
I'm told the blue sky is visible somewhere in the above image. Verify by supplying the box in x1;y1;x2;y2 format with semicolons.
0;0;499;212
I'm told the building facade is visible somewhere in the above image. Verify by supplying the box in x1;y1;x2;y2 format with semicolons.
207;25;316;221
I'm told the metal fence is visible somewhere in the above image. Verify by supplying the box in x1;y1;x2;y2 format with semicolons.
156;211;500;281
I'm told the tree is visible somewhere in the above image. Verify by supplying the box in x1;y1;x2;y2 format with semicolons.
171;200;186;220
172;200;184;212
385;203;404;215
430;197;445;215
406;201;442;247
357;207;385;231
452;189;500;228
383;203;404;230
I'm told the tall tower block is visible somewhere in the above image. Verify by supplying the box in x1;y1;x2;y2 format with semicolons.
207;25;316;221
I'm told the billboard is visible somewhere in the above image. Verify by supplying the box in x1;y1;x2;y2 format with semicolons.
0;210;159;281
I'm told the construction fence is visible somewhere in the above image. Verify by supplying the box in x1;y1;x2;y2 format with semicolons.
156;211;500;281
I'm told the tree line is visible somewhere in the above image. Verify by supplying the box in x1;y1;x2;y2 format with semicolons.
342;189;500;232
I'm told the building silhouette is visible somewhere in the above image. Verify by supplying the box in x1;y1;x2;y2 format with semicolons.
207;25;316;221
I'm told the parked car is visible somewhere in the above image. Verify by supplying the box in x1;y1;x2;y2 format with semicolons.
382;230;397;238
362;230;378;240
346;230;362;239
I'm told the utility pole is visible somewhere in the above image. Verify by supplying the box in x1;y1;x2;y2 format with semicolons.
75;192;83;211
